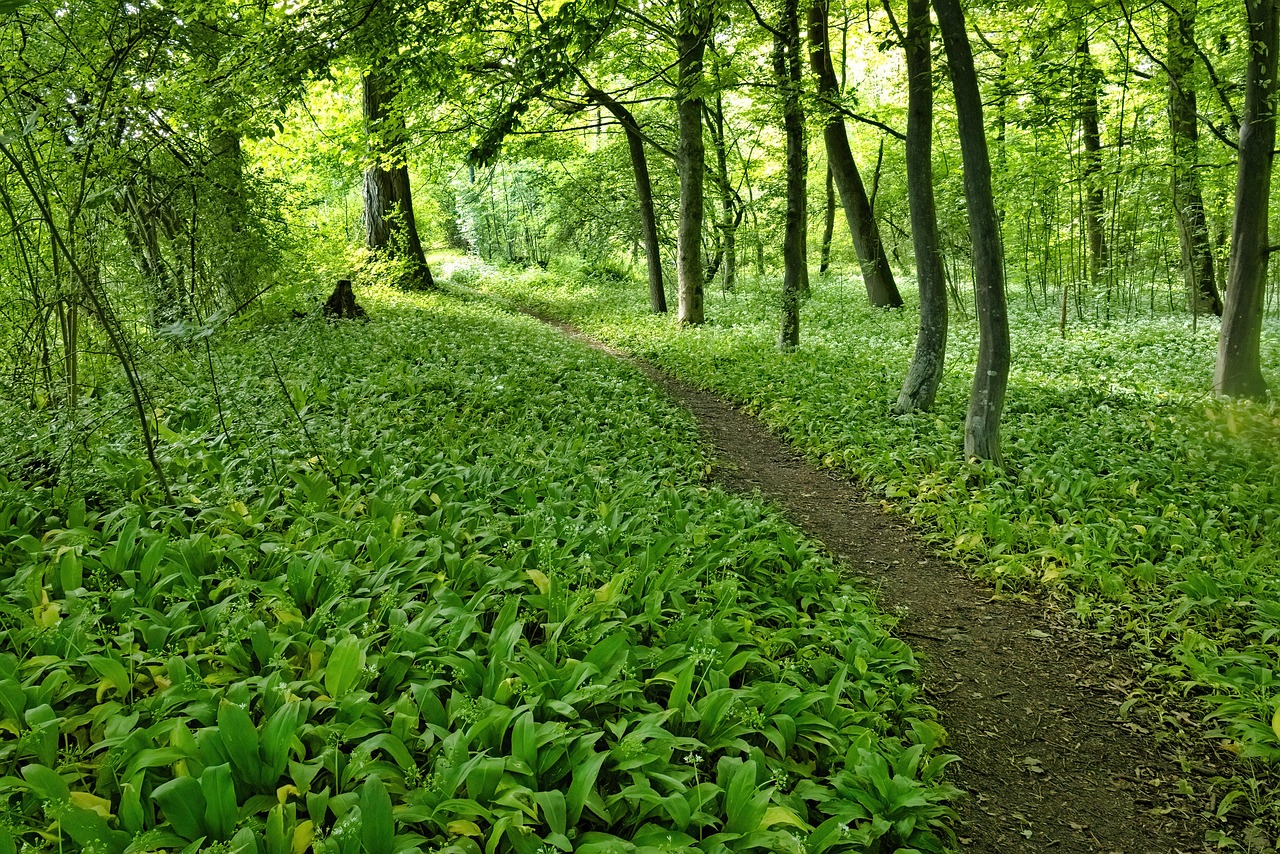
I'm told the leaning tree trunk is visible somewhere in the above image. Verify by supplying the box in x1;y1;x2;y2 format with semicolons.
808;0;902;307
1215;0;1277;398
777;0;807;350
588;88;666;312
1077;38;1109;286
1168;0;1223;316
675;1;710;325
362;71;435;288
934;0;1010;463
896;0;948;414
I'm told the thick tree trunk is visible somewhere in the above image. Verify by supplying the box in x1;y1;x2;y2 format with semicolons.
675;4;710;325
362;72;435;288
588;89;666;312
896;0;948;414
777;0;807;350
808;0;902;307
1215;0;1277;398
934;0;1010;463
1167;0;1223;316
1077;38;1109;285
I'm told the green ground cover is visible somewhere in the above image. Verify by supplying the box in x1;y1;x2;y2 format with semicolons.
0;290;955;853
464;259;1280;835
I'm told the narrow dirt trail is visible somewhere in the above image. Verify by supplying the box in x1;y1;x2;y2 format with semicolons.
536;316;1211;854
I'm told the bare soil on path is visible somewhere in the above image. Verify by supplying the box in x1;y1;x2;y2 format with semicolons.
536;315;1215;854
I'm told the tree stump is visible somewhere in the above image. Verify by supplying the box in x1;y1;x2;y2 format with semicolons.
323;279;366;319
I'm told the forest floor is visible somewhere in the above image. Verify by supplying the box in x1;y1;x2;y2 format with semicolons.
531;313;1220;854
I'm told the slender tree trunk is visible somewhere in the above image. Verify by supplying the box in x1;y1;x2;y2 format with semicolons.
896;0;947;413
1077;38;1108;286
710;92;739;292
589;89;666;312
819;165;836;273
808;0;902;307
1168;0;1223;316
777;0;807;350
675;2;710;325
1215;0;1277;398
934;0;1010;463
362;72;435;288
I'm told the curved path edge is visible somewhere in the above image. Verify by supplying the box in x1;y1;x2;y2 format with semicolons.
528;310;1213;854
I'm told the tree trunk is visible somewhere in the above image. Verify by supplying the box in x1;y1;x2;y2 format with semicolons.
588;89;666;312
362;72;435;288
819;165;836;273
1167;0;1223;316
777;0;807;350
1077;38;1109;285
708;91;739;293
934;0;1010;463
1215;0;1277;398
896;0;948;414
808;0;902;307
675;3;710;325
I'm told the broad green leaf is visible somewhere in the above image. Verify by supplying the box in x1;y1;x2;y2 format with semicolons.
360;775;394;854
201;763;238;841
534;790;566;837
153;776;207;840
218;701;262;787
324;634;365;698
20;764;69;803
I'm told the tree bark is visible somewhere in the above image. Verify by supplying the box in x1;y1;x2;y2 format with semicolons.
896;0;948;414
777;0;807;350
675;1;710;325
808;0;902;307
588;88;666;312
934;0;1010;463
705;90;740;293
819;165;836;273
1167;0;1223;316
362;72;435;288
1077;38;1109;285
1215;0;1277;398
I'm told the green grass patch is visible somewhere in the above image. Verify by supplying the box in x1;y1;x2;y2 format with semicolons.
464;258;1280;835
0;289;955;853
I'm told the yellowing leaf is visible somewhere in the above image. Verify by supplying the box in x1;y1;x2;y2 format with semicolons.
34;599;61;629
230;500;250;520
68;791;113;818
447;820;483;838
277;784;300;804
526;569;550;595
1271;706;1280;743
758;805;809;831
391;513;405;538
292;820;314;854
594;573;625;604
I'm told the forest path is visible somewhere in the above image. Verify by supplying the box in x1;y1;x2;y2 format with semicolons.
530;313;1210;854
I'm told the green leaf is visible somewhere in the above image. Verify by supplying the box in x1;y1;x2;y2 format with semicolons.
20;764;69;803
260;701;306;780
153;776;207;840
360;775;394;854
566;750;606;826
218;701;262;787
325;634;365;698
201;763;238;841
534;789;566;837
0;0;33;16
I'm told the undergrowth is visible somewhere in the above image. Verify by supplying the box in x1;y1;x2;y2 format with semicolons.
0;288;957;852
464;256;1280;844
